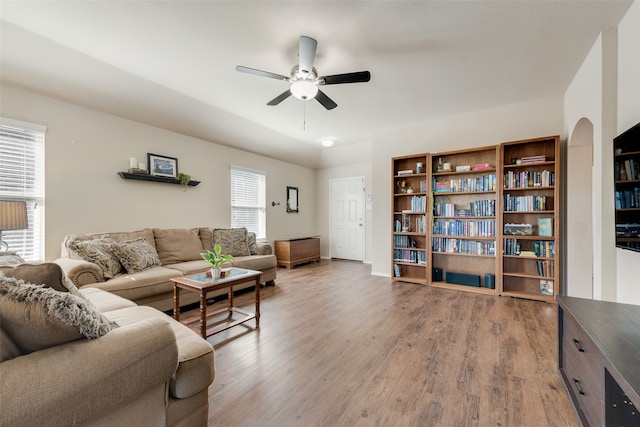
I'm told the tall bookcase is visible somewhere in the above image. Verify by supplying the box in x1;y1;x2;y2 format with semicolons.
392;154;429;284
429;146;499;295
613;123;640;252
499;136;560;302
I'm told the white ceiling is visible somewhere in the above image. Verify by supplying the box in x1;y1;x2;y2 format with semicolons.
0;1;632;169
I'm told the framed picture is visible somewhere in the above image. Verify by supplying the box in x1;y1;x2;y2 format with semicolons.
148;153;178;178
286;186;299;213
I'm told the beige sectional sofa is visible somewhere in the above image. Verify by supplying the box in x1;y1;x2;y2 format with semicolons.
0;262;215;426
54;227;277;312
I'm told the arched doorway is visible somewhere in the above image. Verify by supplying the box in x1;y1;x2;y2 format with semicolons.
566;118;594;298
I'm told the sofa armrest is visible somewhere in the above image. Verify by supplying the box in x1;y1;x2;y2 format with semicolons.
0;317;178;426
53;257;104;286
256;239;273;255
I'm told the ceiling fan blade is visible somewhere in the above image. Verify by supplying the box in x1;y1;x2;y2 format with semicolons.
315;89;337;110
236;65;289;81
267;89;292;106
298;36;317;74
320;71;371;85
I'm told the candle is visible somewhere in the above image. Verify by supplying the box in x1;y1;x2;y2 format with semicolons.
138;163;145;171
129;157;137;169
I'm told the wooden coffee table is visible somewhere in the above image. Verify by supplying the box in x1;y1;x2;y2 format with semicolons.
171;268;261;338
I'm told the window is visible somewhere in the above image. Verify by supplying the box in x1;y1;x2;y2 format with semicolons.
230;166;266;238
0;118;46;261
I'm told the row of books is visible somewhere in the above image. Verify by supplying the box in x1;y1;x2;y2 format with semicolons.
394;215;427;233
504;195;549;212
393;250;427;265
408;195;426;212
431;238;496;256
520;155;546;164
433;199;496;217
503;170;555;189
615;189;640;209
615;159;639;181
504;239;555;257
536;260;554;278
433;174;496;193
432;219;496;237
394;235;416;248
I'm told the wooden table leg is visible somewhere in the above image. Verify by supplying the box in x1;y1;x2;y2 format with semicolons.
173;285;180;321
199;291;207;338
255;276;260;328
227;285;234;319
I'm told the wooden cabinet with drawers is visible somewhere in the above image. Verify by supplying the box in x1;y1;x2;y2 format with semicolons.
274;237;320;269
558;296;640;427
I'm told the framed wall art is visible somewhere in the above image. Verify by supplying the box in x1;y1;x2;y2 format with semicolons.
148;153;178;178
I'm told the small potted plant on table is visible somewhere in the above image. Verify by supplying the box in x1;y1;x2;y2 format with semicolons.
200;244;234;279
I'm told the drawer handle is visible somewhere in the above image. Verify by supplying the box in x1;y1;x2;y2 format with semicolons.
573;378;586;396
573;338;585;352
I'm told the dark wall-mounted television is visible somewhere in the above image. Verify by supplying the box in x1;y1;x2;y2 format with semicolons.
613;122;640;252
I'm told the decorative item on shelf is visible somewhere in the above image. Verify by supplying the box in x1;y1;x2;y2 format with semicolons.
176;172;191;191
397;180;407;193
416;162;423;173
398;169;413;175
200;244;234;279
402;213;410;232
455;165;471;172
0;200;28;252
473;163;492;171
443;162;452;171
406;186;414;194
128;167;149;175
437;157;444;171
129;157;137;169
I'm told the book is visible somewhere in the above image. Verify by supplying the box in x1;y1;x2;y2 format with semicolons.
539;280;553;296
538;218;553;237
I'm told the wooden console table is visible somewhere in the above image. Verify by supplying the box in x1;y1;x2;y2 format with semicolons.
557;296;640;426
274;237;320;269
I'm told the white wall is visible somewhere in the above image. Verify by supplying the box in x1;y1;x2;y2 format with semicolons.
370;96;564;277
0;84;318;260
564;0;640;304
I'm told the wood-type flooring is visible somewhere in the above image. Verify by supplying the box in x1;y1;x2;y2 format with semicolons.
194;259;578;426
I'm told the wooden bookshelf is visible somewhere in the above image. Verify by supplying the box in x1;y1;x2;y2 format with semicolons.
613;123;640;252
429;145;499;294
499;136;560;301
391;154;429;284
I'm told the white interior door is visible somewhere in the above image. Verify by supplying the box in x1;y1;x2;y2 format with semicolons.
330;177;365;261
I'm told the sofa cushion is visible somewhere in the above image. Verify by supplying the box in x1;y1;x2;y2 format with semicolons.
0;262;81;295
0;274;115;354
164;260;211;276
213;228;250;257
68;237;123;279
104;306;215;399
113;237;162;274
0;327;21;362
247;232;259;255
154;228;204;265
80;288;137;313
198;227;214;252
84;266;181;302
231;254;277;272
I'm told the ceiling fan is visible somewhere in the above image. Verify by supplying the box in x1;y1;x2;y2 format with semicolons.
236;36;371;110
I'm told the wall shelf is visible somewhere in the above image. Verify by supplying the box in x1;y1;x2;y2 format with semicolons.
117;172;200;186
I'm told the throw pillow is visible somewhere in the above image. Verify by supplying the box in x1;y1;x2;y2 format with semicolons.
0;262;81;295
213;228;250;257
0;274;116;354
247;232;259;255
69;237;123;279
113;237;161;274
153;228;204;264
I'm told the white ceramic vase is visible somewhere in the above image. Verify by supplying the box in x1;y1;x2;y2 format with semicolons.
211;267;221;279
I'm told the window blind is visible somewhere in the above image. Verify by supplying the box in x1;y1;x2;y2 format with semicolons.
0;119;45;261
230;166;266;239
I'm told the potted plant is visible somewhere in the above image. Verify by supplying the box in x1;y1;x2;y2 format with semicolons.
177;172;191;190
200;244;234;278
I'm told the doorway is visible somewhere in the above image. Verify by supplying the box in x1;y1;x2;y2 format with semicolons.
330;177;365;261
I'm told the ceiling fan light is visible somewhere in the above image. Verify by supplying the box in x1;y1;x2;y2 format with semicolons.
290;81;318;100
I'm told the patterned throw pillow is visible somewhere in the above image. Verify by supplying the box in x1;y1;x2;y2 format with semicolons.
0;274;116;355
69;237;123;279
113;237;161;274
0;263;81;295
212;228;250;257
246;232;259;255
